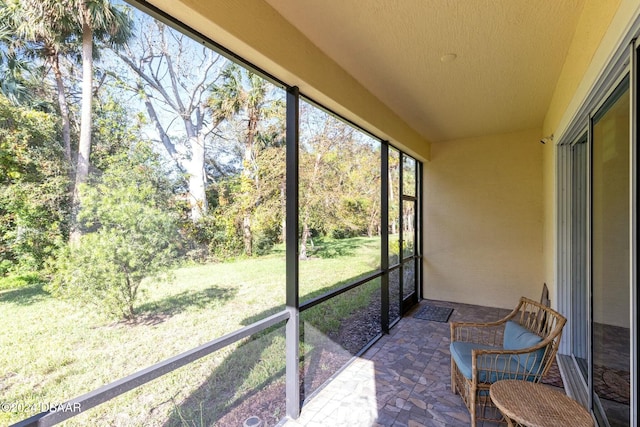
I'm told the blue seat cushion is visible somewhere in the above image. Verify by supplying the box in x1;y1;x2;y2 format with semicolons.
450;341;532;383
503;321;545;372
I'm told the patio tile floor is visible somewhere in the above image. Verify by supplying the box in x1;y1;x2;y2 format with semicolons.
281;299;538;427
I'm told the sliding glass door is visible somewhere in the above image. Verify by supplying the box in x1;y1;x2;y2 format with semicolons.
557;34;638;427
590;77;631;427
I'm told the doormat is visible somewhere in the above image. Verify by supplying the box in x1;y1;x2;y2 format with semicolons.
413;305;453;322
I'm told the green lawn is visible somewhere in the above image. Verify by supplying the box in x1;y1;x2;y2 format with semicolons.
0;236;381;426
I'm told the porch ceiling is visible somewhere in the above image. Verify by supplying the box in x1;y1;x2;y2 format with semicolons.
263;0;585;142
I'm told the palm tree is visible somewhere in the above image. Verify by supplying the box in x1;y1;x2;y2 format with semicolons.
210;64;274;256
0;47;32;106
0;21;28;105
0;0;132;244
0;0;76;160
71;0;132;242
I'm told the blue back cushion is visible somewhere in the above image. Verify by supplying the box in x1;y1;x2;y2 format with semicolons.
450;341;527;383
503;321;545;372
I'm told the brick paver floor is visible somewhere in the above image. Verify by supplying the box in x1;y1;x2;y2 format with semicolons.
281;299;521;427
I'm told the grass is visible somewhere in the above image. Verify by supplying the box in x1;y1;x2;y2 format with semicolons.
0;236;382;426
0;271;43;291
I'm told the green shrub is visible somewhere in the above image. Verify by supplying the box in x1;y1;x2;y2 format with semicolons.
48;143;179;319
0;96;69;274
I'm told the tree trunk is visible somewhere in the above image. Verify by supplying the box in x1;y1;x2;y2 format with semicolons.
126;275;135;320
241;148;253;256
70;11;94;244
138;88;209;223
299;221;310;260
280;181;286;243
389;168;397;235
116;42;212;224
187;134;207;221
241;108;258;256
367;205;378;237
51;55;71;163
298;149;323;260
243;215;252;256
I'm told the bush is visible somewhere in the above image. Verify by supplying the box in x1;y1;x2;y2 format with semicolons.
0;95;69;274
389;239;400;259
50;226;176;319
183;211;244;262
48;143;179;319
254;232;275;256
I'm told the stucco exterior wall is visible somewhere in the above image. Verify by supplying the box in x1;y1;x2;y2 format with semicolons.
543;0;622;137
541;0;639;302
423;129;543;309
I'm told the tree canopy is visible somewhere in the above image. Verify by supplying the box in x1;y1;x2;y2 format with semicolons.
0;0;395;318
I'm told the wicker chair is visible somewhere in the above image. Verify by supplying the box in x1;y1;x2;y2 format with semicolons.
450;297;566;426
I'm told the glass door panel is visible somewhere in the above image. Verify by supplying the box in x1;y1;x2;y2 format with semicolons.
402;200;415;258
591;77;630;426
389;148;400;266
402;155;416;197
400;153;418;312
402;259;416;300
401;200;417;305
388;268;401;325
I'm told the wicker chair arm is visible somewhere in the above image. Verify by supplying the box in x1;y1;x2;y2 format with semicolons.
450;321;505;346
450;318;509;329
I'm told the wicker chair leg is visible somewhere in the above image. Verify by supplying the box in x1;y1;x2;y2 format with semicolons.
469;382;477;427
451;357;456;394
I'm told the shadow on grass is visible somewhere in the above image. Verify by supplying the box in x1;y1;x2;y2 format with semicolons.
144;238;382;424
308;238;361;259
164;323;287;427
135;286;237;323
0;283;49;306
164;269;384;426
239;268;374;329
